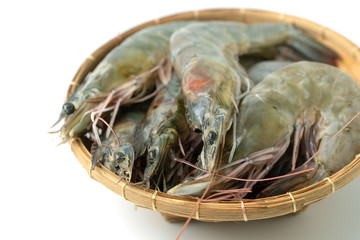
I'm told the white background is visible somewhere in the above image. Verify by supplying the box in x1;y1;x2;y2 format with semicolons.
1;1;360;239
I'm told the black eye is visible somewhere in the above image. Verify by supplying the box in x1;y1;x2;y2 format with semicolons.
62;102;75;115
194;128;201;133
208;131;217;145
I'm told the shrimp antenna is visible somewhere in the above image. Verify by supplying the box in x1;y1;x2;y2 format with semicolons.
172;152;315;182
48;129;61;134
176;136;225;240
86;116;121;149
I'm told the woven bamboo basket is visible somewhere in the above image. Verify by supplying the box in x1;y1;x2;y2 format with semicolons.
67;8;360;222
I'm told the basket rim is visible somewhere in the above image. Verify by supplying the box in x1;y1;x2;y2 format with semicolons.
66;8;360;222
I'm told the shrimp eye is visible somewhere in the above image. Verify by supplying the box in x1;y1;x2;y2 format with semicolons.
62;102;75;115
194;128;201;133
208;131;217;145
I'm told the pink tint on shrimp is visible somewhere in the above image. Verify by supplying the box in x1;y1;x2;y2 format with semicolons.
183;75;212;95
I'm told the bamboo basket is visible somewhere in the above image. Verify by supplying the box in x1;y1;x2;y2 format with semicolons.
67;8;360;222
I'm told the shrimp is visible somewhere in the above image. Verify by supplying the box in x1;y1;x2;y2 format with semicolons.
55;21;190;142
170;21;337;173
134;73;192;188
91;108;145;181
168;61;360;198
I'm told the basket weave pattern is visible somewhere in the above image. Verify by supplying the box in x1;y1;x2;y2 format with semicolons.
67;9;360;222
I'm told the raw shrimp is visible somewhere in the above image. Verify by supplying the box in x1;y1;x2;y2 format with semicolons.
134;73;192;188
91;109;145;181
170;21;337;173
168;61;360;198
56;21;190;142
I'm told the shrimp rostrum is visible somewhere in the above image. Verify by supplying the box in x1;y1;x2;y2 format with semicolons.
168;61;360;198
170;21;337;173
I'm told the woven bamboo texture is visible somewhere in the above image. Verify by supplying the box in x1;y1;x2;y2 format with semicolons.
66;8;360;222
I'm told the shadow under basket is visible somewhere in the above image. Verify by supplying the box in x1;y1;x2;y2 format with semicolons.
66;8;360;222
